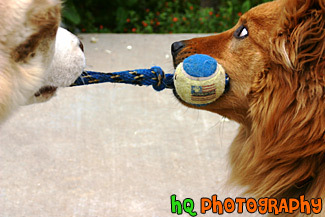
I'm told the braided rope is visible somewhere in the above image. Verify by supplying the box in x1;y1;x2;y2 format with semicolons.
71;66;230;93
71;66;174;91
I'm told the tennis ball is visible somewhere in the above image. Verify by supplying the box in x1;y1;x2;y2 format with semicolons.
174;54;228;106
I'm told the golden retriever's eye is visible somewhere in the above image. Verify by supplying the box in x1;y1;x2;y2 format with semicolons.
234;25;248;39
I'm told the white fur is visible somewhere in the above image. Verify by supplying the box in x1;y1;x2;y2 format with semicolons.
27;27;86;104
47;28;86;87
0;0;85;122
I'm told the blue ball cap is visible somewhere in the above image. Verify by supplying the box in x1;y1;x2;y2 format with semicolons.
183;54;217;78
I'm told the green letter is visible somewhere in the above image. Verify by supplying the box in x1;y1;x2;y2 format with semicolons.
171;195;182;214
184;198;197;216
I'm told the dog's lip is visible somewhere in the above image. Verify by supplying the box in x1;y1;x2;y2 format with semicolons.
172;88;182;102
34;86;58;97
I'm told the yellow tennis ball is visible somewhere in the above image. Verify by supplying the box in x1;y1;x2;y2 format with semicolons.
174;54;228;106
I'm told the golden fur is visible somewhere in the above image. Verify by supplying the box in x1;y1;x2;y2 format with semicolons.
172;0;324;216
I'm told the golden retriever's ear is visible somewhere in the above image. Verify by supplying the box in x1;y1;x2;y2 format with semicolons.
273;0;324;72
242;66;325;198
235;0;325;198
12;0;61;62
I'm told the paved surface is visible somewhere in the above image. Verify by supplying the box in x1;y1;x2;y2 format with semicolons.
0;34;251;217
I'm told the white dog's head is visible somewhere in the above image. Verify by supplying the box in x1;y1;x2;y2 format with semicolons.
30;27;85;104
0;0;85;122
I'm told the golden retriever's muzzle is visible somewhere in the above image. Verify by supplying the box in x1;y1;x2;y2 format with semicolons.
171;41;186;67
171;40;187;100
171;40;198;68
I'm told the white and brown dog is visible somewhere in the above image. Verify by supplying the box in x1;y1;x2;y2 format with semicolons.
0;0;85;123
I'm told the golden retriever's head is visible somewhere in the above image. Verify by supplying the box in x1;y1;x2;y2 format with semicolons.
0;0;85;122
172;0;324;198
172;0;324;125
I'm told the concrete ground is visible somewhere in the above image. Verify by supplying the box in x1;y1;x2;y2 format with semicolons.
0;34;253;217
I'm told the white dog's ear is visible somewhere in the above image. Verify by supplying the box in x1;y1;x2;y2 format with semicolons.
11;0;61;63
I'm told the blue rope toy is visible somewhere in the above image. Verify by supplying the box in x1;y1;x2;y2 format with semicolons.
71;66;174;91
70;54;230;105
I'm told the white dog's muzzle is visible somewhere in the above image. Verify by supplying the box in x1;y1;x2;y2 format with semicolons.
29;27;86;103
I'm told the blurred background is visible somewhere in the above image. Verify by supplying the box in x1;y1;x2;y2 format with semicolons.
62;0;271;34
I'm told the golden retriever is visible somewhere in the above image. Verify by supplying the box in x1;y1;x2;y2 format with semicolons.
171;0;324;216
0;0;85;123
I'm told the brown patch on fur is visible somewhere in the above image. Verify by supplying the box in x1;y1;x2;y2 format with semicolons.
12;0;61;62
172;0;324;215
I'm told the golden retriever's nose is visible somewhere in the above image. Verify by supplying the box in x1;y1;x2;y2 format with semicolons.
171;41;185;57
